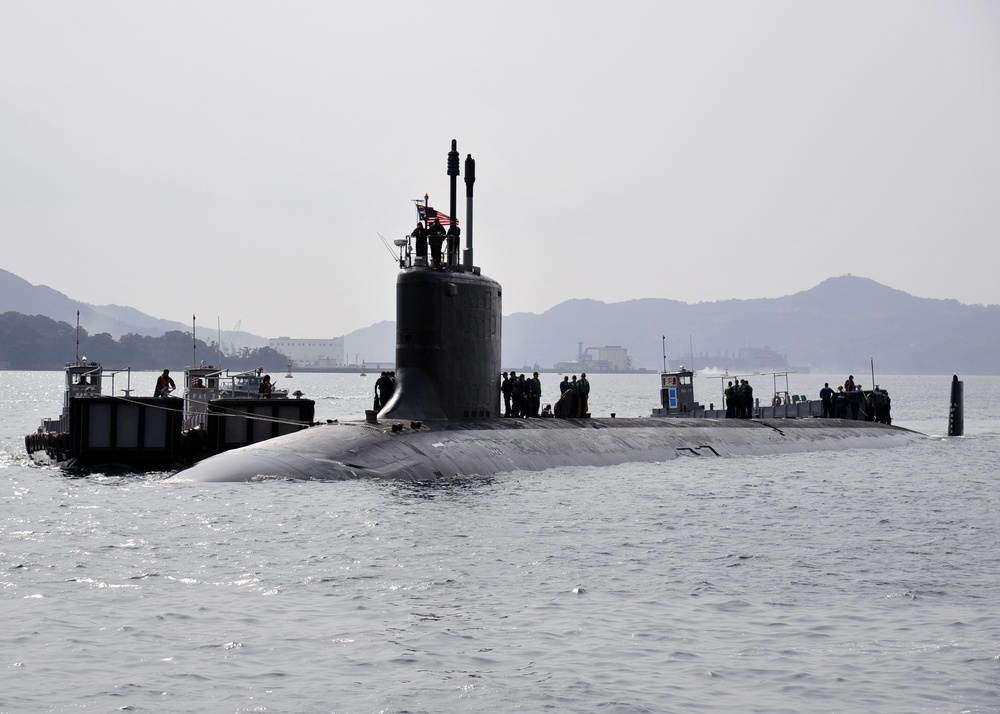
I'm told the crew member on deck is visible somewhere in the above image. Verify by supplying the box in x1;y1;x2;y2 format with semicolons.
375;371;394;410
258;374;273;399
578;373;590;416
154;369;175;397
725;381;736;418
529;372;542;418
819;382;834;418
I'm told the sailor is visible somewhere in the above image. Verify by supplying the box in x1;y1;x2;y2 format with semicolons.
819;382;834;418
873;386;887;423
835;386;847;418
258;374;273;399
725;381;736;418
578;373;590;417
154;369;175;398
500;372;512;416
428;219;445;268
848;384;862;420
375;371;394;410
412;222;428;265
514;372;531;419
742;379;754;418
530;372;542;418
510;373;521;418
446;225;461;268
554;376;570;418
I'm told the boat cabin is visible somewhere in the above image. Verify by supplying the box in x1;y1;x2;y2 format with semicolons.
183;364;225;430
654;367;705;415
43;361;137;434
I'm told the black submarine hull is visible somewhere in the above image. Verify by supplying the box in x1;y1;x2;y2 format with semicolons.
174;416;923;482
172;140;924;484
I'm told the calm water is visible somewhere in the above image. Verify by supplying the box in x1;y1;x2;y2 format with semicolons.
2;371;998;713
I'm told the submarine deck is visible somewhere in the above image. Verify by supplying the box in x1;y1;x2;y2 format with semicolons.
174;416;923;482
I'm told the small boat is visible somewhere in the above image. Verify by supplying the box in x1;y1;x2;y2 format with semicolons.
27;361;315;470
25;359;183;467
651;367;822;418
651;367;893;422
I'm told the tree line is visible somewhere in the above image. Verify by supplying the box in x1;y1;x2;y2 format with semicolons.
0;312;289;372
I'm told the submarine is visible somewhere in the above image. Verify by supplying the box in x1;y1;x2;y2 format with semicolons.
174;141;923;483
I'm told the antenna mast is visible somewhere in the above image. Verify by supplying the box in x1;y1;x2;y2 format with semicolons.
464;152;476;270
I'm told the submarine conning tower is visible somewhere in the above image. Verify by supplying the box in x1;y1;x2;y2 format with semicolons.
379;140;502;421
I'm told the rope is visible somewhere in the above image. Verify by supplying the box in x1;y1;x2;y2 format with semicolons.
90;394;313;428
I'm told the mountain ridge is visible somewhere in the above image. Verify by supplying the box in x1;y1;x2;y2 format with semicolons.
0;268;268;348
3;268;998;374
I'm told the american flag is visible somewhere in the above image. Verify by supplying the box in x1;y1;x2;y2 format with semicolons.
417;205;458;228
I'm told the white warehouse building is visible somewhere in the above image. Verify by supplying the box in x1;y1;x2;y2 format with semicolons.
269;336;345;367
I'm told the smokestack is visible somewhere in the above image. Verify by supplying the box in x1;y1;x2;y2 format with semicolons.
464;153;475;270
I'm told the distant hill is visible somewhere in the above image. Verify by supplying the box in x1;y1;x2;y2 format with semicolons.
0;268;267;347
341;320;397;365
337;274;1000;375
4;267;998;375
501;276;1000;375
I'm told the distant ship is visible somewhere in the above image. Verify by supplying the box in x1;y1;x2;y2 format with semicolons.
174;141;923;483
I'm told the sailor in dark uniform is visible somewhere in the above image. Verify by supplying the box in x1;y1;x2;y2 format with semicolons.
819;382;834;418
412;222;428;265
500;372;512;416
428;219;445;268
446;225;460;268
375;371;394;410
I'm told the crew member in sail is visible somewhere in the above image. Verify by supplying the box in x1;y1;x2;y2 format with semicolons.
412;222;428;265
428;219;445;268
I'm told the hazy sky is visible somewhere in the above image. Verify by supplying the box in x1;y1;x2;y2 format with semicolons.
3;1;998;340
